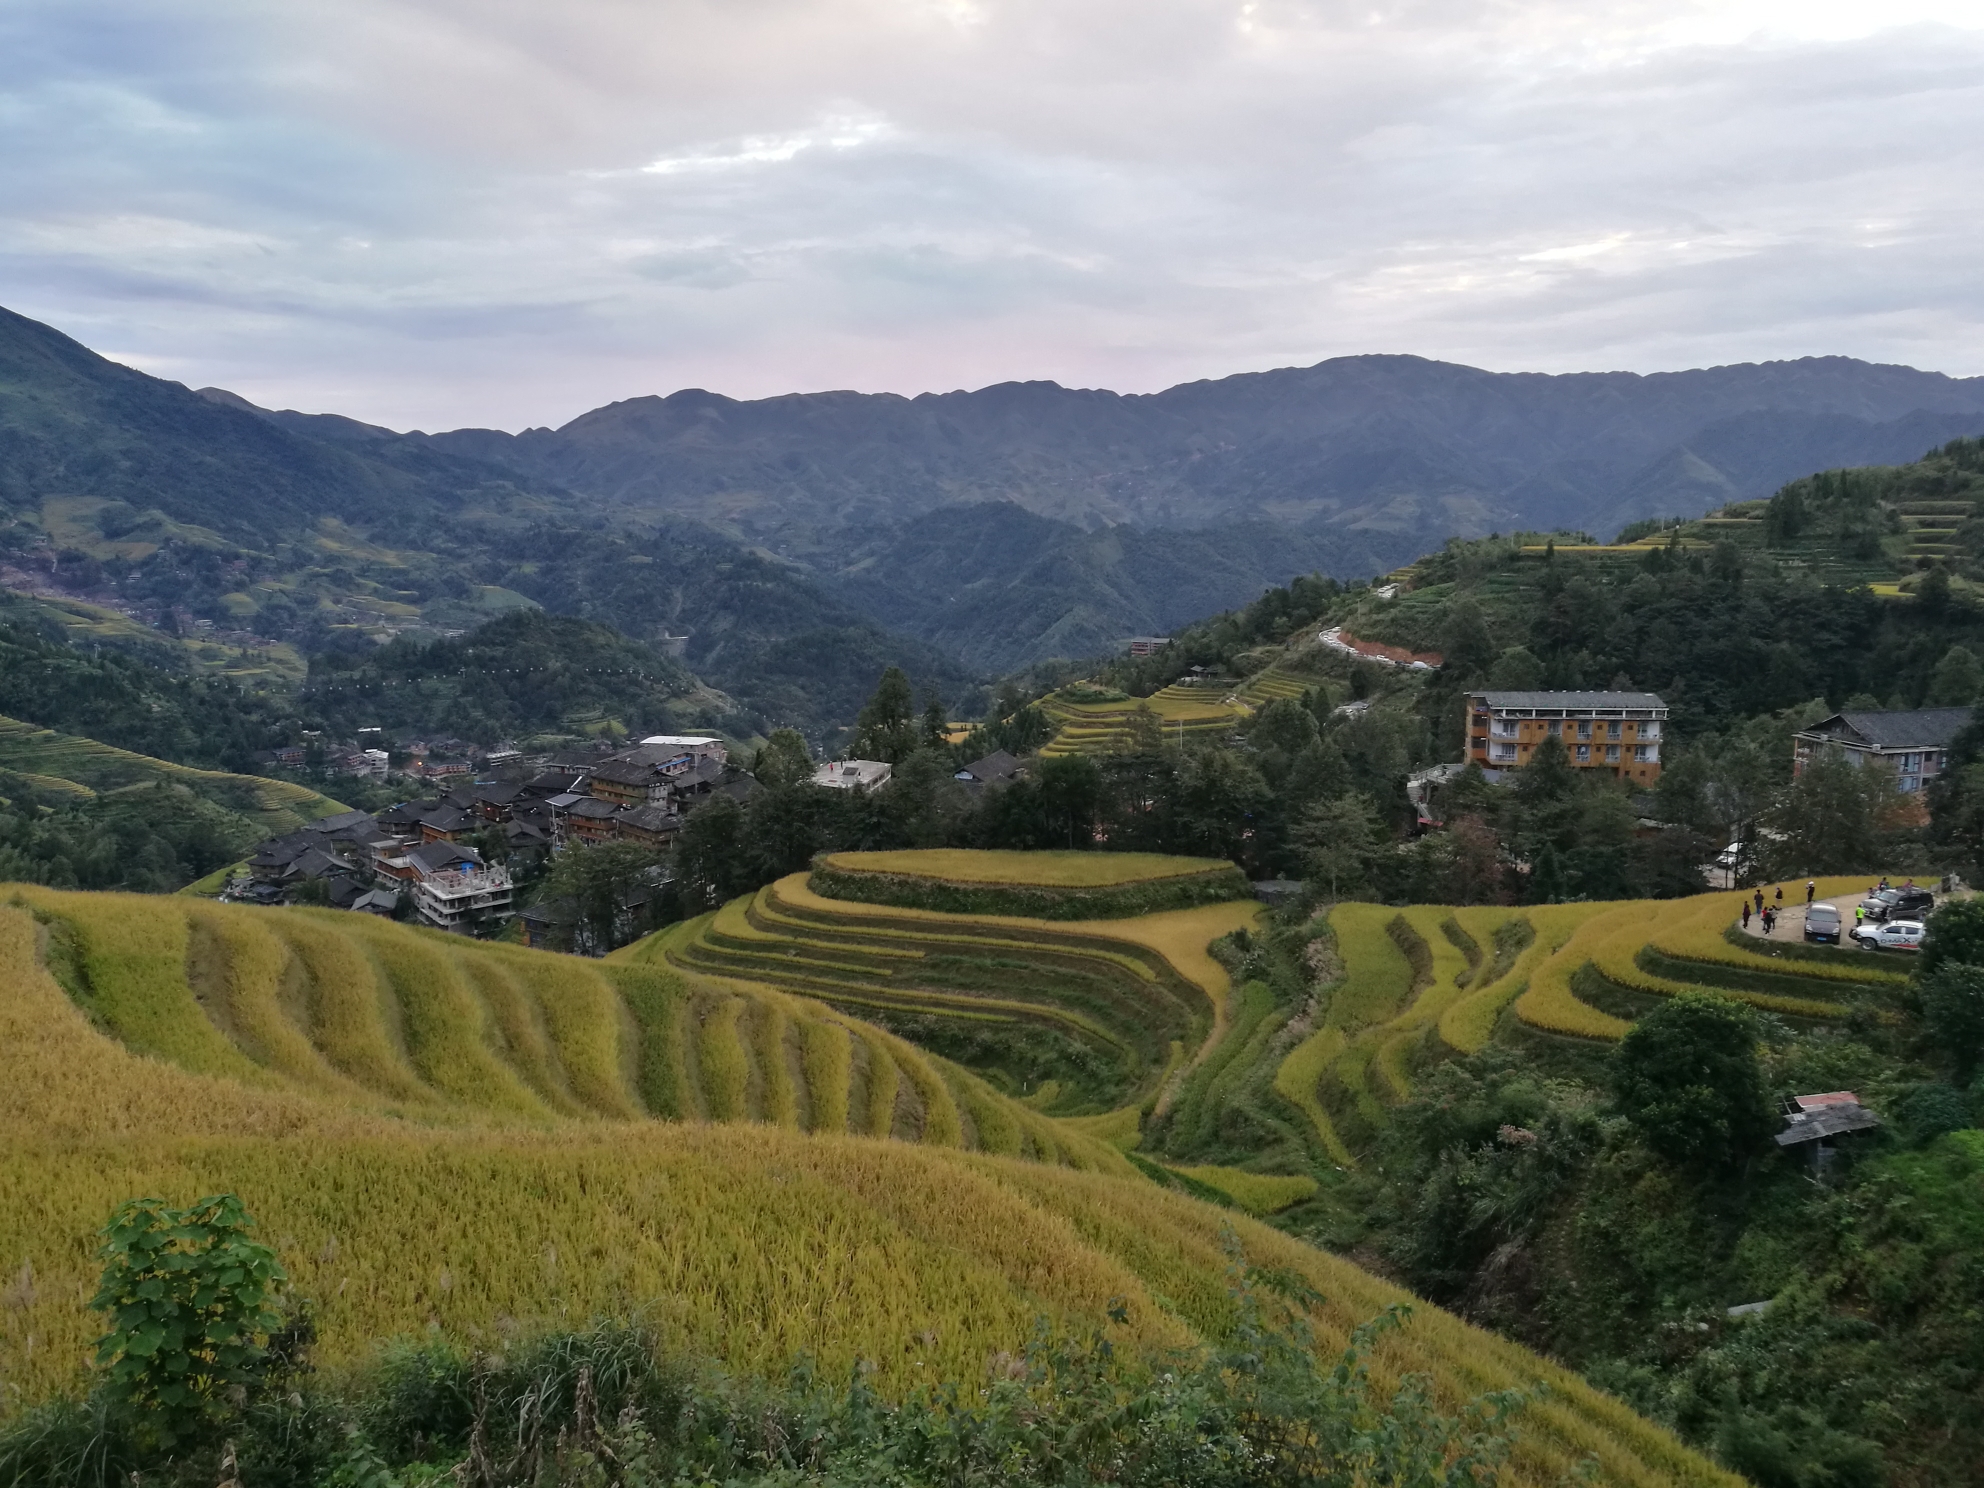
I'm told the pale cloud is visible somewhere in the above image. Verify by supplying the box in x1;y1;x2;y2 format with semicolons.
0;0;1981;429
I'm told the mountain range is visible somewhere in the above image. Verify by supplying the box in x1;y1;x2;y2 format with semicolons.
6;300;1984;699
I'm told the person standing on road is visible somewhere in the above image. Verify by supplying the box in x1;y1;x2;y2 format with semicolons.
1856;903;1866;928
1807;880;1817;905
1763;906;1776;934
1754;888;1765;916
1743;902;1752;930
1774;885;1784;905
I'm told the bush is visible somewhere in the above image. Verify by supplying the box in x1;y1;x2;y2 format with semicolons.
88;1193;289;1447
1611;993;1776;1170
1917;961;1984;1080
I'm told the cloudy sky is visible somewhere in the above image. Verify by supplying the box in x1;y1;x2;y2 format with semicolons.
4;0;1983;430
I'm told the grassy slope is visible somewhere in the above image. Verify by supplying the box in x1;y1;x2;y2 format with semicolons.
0;713;345;835
0;893;1739;1487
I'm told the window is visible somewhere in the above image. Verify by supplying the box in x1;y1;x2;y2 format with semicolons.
1493;743;1517;762
1641;722;1661;740
1607;721;1622;740
1635;744;1657;762
1606;744;1620;762
1577;721;1592;739
1547;721;1562;737
1576;744;1590;762
1899;775;1919;792
1493;719;1519;739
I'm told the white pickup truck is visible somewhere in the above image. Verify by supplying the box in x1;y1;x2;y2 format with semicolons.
1850;919;1925;952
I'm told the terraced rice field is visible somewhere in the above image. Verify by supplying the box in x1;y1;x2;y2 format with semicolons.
0;886;1109;1168
0;714;344;835
0;887;1747;1485
1036;682;1247;756
1233;667;1313;707
1269;880;1910;1163
647;872;1259;1115
821;848;1235;887
1508;878;1904;1040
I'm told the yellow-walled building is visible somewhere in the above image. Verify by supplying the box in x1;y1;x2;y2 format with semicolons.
1464;689;1668;785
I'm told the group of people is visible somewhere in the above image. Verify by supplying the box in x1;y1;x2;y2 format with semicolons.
1741;878;1818;935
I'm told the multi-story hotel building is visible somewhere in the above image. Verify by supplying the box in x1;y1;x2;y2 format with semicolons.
1464;690;1669;785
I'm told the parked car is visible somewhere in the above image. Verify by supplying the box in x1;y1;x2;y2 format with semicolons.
1852;918;1925;951
1804;902;1843;944
1858;886;1935;923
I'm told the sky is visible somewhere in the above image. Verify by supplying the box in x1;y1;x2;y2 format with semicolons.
3;0;1983;432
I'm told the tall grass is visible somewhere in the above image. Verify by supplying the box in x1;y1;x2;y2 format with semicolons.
272;912;432;1102
345;918;550;1119
799;1016;851;1134
182;903;358;1099
697;995;750;1122
509;950;643;1119
12;889;267;1083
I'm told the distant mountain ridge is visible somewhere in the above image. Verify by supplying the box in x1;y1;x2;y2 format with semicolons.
419;352;1984;543
406;352;1984;668
8;299;1984;686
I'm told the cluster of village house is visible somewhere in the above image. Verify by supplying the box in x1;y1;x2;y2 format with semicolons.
235;734;1026;941
234;735;742;937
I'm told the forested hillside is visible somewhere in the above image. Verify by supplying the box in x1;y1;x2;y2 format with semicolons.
0;306;973;735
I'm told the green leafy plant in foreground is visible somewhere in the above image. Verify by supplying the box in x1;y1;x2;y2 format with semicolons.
87;1193;289;1447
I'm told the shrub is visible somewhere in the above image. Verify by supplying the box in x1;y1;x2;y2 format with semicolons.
1611;993;1776;1170
89;1193;289;1447
1917;961;1984;1080
1922;896;1984;974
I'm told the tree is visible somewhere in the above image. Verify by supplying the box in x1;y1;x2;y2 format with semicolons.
1442;600;1496;680
1037;754;1103;850
1486;646;1544;691
1929;645;1984;707
541;840;670;953
752;727;813;789
854;666;917;763
1611;993;1775;1170
1296;793;1383;901
673;793;748;912
1916;963;1984;1082
1920;896;1984;974
921;693;950;751
1767;748;1906;875
90;1193;289;1446
1251;697;1319;757
1122;701;1166;756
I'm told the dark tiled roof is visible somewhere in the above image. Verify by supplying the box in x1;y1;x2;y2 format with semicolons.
1474;691;1667;710
620;804;680;833
567;797;621;820
960;749;1021;782
312;809;375;834
1806;709;1973;750
591;758;659;787
409;841;483;874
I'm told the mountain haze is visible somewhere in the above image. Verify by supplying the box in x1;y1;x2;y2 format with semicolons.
7;300;1984;688
423;353;1984;667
